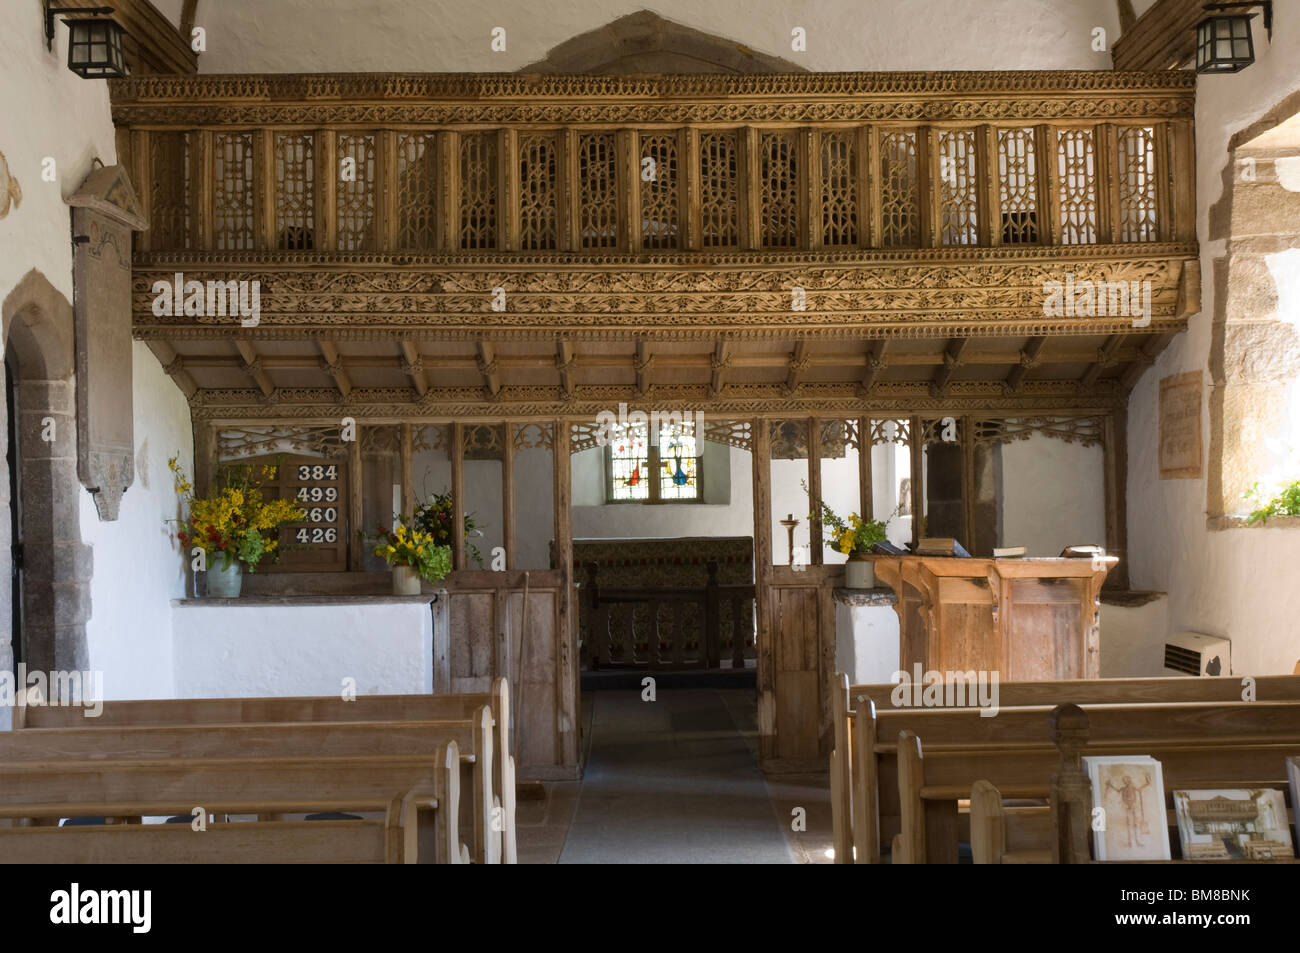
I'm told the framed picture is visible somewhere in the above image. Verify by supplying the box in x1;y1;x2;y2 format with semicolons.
1174;789;1294;860
1084;755;1171;861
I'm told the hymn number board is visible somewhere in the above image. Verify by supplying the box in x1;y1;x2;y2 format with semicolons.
249;455;349;572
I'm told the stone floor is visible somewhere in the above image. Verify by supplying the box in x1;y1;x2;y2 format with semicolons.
515;687;834;864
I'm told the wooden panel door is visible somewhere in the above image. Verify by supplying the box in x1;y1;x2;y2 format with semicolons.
764;565;837;771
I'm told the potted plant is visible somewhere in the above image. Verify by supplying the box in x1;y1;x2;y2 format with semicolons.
366;521;452;595
804;480;890;589
167;457;306;597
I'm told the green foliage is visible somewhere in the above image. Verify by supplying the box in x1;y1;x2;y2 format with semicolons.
801;479;891;555
1245;479;1300;524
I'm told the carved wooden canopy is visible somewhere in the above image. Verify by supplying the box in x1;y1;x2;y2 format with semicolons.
111;69;1198;422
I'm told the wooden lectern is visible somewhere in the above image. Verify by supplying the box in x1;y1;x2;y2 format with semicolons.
871;555;1117;680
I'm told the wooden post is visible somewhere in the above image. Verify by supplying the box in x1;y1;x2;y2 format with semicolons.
804;127;821;252
502;422;516;571
961;415;976;554
438;131;459;252
380;129;399;252
862;125;881;249
857;416;873;521
400;423;414;516
742;127;762;251
853;703;880;864
319;130;337;251
978;124;999;247
259;129;276;250
1097;124;1120;244
451;422;465;570
752;417;775;761
347;432;363;571
1038;125;1061;246
196;130;214;249
552;418;578;767
501;128;519;252
909;415;924;550
807;417;823;565
1049;704;1094;864
919;126;939;249
896;729;925;864
619;129;640;253
1102;411;1130;590
681;127;700;251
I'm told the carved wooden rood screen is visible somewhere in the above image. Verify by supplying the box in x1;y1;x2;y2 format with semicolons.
115;70;1198;772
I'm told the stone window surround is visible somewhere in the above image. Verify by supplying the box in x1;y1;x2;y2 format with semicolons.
1206;91;1300;532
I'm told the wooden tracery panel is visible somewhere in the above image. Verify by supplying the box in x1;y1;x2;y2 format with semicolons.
149;131;191;249
699;130;740;248
274;133;314;251
937;129;978;246
760;132;799;248
819;131;858;247
1056;128;1099;245
578;132;618;250
460;132;498;250
395;132;437;250
213;132;255;251
335;133;377;251
518;133;559;251
1117;125;1158;243
879;130;920;247
639;133;679;249
997;127;1039;244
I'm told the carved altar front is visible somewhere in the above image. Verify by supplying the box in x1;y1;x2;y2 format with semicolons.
872;555;1115;681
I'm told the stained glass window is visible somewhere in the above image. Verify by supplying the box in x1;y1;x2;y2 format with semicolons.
607;423;701;502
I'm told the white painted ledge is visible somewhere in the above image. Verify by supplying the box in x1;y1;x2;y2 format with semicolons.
170;594;443;698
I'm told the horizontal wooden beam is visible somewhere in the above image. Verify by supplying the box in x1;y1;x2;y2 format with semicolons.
1111;0;1204;71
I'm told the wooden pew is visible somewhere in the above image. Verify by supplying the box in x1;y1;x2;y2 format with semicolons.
831;672;1300;863
15;678;517;864
0;745;466;863
891;700;1300;863
4;707;501;864
970;705;1300;864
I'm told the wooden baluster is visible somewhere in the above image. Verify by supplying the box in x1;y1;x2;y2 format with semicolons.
1049;703;1093;865
625;603;638;667
646;600;661;669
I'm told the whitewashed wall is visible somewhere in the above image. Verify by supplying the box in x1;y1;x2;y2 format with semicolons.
0;6;193;699
1127;16;1300;676
155;0;1121;74
1000;437;1107;556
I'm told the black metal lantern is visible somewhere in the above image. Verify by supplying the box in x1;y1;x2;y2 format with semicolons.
45;4;126;79
1195;3;1273;74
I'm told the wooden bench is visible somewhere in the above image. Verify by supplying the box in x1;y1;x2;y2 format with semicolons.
970;705;1300;864
15;678;517;864
830;672;1300;863
0;745;466;863
891;700;1300;863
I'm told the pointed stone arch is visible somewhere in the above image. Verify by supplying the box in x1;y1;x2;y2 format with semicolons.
2;269;93;676
520;10;806;74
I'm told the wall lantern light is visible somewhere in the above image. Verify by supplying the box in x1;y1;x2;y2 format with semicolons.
45;3;126;79
1195;2;1273;74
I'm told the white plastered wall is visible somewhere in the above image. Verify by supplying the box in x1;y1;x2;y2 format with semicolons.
0;5;193;700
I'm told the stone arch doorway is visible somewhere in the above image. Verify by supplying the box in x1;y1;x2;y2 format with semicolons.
1;269;92;676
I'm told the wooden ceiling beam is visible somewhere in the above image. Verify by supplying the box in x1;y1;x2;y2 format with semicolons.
1079;334;1125;391
783;340;810;396
1120;332;1177;391
709;339;731;396
399;338;428;396
931;338;969;395
634;339;654;396
316;338;352;399
233;338;275;398
555;339;576;399
146;340;199;398
1111;0;1204;71
476;340;502;398
1003;336;1047;396
859;340;888;395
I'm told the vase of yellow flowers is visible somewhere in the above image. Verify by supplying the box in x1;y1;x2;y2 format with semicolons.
168;457;307;598
804;481;890;589
366;520;453;595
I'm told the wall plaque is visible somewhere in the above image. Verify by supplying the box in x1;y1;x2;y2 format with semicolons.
1159;371;1203;480
67;164;148;520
